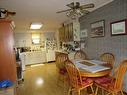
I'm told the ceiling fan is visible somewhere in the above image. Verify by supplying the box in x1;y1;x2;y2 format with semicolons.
56;2;94;19
0;8;16;19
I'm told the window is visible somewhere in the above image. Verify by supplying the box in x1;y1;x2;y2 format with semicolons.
32;33;41;44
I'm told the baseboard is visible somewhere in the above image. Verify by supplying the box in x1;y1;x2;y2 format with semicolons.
47;61;55;63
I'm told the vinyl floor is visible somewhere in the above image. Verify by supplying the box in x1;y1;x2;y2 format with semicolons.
16;63;124;95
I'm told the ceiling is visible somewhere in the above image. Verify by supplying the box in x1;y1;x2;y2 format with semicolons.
0;0;113;32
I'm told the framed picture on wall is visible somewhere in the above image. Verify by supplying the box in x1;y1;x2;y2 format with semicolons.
91;20;105;38
111;19;127;36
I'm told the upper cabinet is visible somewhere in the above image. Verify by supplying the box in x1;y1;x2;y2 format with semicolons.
59;23;73;42
59;20;80;42
59;26;64;42
32;33;41;44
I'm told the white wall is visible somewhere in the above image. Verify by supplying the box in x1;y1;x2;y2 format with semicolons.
14;31;57;48
14;33;32;47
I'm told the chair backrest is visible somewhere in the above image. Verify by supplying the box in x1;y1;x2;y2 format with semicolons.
100;53;115;67
65;60;83;89
56;53;68;69
114;60;127;90
74;50;88;60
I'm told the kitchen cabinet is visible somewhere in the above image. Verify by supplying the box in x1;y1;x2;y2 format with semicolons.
46;50;55;62
59;27;64;42
59;23;73;42
68;23;73;41
23;51;47;65
0;19;17;83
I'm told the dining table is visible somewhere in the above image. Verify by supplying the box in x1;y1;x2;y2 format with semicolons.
71;59;112;77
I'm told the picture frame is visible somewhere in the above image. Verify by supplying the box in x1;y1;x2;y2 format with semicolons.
91;20;105;38
111;19;127;36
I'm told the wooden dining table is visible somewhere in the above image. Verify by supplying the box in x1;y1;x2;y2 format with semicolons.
71;59;112;77
80;68;111;77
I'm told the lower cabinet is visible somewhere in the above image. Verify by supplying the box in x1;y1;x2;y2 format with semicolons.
24;51;47;65
20;50;56;65
46;50;55;62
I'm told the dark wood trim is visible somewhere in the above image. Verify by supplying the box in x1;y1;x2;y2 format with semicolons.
110;19;127;36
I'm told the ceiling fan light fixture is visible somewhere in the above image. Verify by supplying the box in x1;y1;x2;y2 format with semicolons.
30;22;43;29
66;9;84;19
56;2;94;19
76;9;81;13
66;12;71;16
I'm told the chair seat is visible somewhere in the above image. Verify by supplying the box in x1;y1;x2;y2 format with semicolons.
81;76;87;81
59;68;67;75
95;77;115;91
65;60;94;95
82;78;93;86
94;60;127;95
78;77;92;81
94;76;113;84
78;78;93;88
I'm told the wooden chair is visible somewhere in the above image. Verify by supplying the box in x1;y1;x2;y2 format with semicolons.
100;53;115;68
91;53;115;94
94;60;127;95
74;50;88;60
55;53;69;86
65;60;94;95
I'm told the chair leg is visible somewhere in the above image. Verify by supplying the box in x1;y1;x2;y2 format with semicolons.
68;86;72;95
57;74;60;85
107;92;117;95
112;93;115;95
95;86;98;95
101;89;104;95
63;76;66;88
57;73;66;87
120;90;124;95
90;85;94;94
106;93;110;95
77;90;80;95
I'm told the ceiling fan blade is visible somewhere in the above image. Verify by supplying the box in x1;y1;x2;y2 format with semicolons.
1;9;16;16
80;3;94;9
7;11;16;15
81;9;90;14
56;9;72;13
76;2;80;8
66;2;74;8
